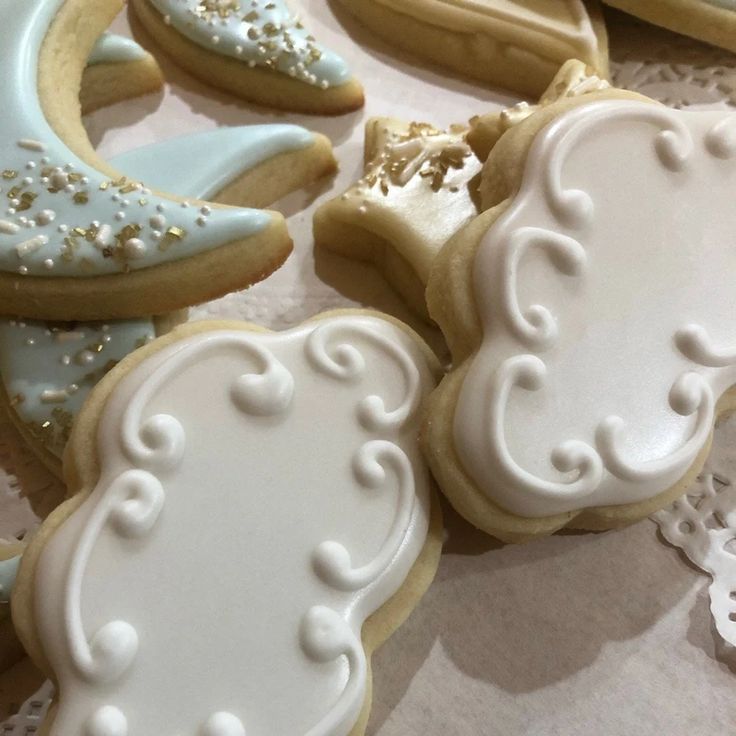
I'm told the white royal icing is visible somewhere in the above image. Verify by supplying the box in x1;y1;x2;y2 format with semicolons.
454;100;736;518
33;315;435;735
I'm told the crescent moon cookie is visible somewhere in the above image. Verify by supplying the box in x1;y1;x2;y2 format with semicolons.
1;122;334;474
81;33;165;115
13;313;442;736
601;0;736;54
131;0;364;114
336;0;609;97
423;92;736;543
0;0;311;322
314;118;482;320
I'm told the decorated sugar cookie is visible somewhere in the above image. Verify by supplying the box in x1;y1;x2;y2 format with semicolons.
337;0;609;96
1;122;334;474
423;91;736;542
602;0;736;55
314;118;482;320
132;0;364;114
13;314;442;736
82;33;164;114
0;0;326;321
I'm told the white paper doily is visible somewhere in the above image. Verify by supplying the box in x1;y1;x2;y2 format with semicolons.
2;4;736;735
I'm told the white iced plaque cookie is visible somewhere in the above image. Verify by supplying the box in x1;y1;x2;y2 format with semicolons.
424;95;736;542
13;314;442;736
336;0;609;96
314;118;482;320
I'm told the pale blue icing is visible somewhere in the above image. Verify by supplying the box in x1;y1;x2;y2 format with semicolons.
0;318;155;458
87;33;148;65
704;0;736;9
0;0;271;278
109;124;314;200
0;556;20;602
147;0;351;88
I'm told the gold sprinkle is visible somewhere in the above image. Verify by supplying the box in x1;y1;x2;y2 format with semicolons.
73;192;89;205
2;170;17;180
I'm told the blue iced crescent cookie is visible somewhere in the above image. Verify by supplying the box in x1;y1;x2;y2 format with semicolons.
147;0;351;89
133;0;364;113
0;0;292;321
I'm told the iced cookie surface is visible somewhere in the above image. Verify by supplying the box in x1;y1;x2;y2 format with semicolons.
424;95;736;541
14;314;442;736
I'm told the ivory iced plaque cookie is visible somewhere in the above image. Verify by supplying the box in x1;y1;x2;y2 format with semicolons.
602;0;736;55
337;0;609;96
132;0;364;114
423;94;736;542
81;33;164;115
0;0;306;321
314;118;482;320
13;314;442;736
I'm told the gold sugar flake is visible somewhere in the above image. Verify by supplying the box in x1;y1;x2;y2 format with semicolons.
158;226;186;252
2;170;17;180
